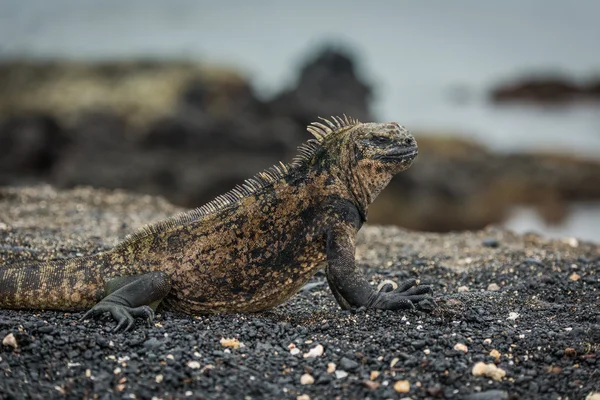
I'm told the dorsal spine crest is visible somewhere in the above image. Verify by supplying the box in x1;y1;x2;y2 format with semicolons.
117;115;360;249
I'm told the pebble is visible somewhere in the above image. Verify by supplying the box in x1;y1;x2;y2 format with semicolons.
394;380;410;393
186;361;201;369
569;272;581;281
563;237;579;248
327;363;336;374
586;393;600;400
482;238;499;248
489;349;500;360
143;337;162;350
297;395;311;400
472;362;506;381
453;343;468;353
363;380;380;389
457;285;470;292
339;357;359;371
220;337;241;349
300;374;314;385
335;370;348;379
2;333;18;349
564;347;577;357
303;344;324;358
487;283;501;291
465;390;508;400
377;279;398;291
507;312;520;320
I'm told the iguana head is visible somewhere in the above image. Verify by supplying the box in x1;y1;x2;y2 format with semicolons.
306;116;418;217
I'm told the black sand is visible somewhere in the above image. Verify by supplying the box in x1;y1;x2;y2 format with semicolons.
1;186;599;399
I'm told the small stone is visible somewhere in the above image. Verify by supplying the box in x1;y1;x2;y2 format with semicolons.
303;344;324;358
339;357;359;371
482;238;499;248
563;237;579;248
569;272;580;281
457;286;470;292
327;363;336;374
200;364;214;374
483;338;492;345
186;361;201;369
487;283;500;291
454;343;468;353
335;370;348;379
297;395;311;400
586;392;600;400
377;279;398;291
507;312;520;321
394;380;410;393
2;333;17;349
290;348;301;356
472;362;506;381
466;390;508;400
564;347;577;357
363;380;380;389
489;349;501;360
547;365;562;374
300;373;314;385
143;338;162;350
220;338;241;349
370;371;380;380
155;374;164;383
390;357;400;368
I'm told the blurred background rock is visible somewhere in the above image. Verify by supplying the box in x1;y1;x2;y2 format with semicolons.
0;0;599;241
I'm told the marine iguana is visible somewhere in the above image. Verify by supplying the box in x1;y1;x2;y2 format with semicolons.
0;116;433;331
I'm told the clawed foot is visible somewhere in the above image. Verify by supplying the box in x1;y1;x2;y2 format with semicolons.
80;302;155;332
368;278;434;311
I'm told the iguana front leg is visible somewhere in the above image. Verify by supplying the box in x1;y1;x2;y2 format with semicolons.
81;271;171;331
325;224;433;310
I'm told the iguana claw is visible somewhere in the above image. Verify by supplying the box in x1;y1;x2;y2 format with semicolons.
367;278;434;310
81;303;154;332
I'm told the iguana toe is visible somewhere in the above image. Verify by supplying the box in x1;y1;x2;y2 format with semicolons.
81;302;155;332
367;279;434;311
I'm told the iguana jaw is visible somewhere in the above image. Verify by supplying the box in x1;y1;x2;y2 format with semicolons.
375;145;418;162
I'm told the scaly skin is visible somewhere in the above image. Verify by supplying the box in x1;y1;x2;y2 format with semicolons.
0;116;433;331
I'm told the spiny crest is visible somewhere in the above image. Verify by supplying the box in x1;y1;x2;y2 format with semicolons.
117;115;360;248
306;114;359;142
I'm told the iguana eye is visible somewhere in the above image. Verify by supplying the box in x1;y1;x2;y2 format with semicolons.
371;136;390;146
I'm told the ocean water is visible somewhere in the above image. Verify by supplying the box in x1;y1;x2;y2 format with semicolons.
1;0;599;240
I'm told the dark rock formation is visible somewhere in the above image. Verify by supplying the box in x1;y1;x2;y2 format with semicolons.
490;75;600;105
1;51;600;233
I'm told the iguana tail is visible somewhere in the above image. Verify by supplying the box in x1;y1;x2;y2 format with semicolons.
0;254;108;311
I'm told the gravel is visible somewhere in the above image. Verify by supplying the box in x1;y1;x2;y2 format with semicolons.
1;185;599;399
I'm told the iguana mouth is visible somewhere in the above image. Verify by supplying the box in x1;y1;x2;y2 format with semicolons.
377;146;418;161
